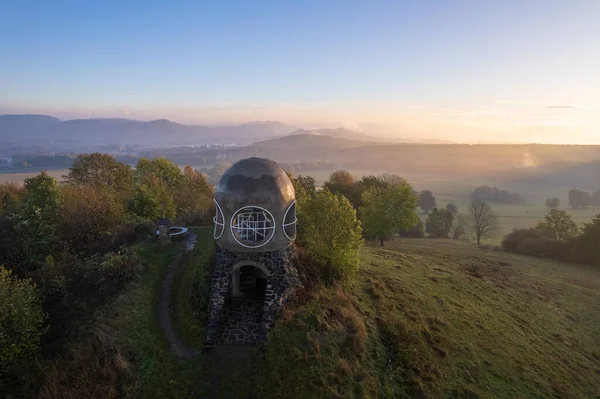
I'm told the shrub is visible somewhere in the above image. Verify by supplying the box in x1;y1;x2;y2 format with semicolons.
502;227;573;261
75;247;144;301
0;267;46;378
399;219;425;238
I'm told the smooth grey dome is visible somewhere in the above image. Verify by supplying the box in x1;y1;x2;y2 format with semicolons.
216;157;295;204
214;157;296;252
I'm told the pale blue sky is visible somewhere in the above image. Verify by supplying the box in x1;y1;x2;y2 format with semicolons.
1;1;599;142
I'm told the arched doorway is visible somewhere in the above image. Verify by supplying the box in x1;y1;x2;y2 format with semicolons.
232;261;269;302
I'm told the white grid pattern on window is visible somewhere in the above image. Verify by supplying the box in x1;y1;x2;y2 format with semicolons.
231;207;275;247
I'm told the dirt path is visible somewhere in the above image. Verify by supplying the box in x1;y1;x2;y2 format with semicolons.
158;231;200;358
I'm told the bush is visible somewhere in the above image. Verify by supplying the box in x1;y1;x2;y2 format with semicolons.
502;228;544;253
75;247;144;302
502;227;573;261
398;219;425;238
0;267;46;379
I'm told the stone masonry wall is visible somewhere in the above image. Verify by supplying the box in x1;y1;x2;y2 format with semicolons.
205;246;300;345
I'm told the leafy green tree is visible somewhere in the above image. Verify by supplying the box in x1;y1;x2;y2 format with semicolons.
537;209;579;242
288;173;316;206
323;170;362;209
130;176;176;221
174;166;213;222
360;185;419;246
545;197;560;209
426;207;454;238
358;175;388;191
64;153;133;195
0;267;46;377
12;172;61;270
300;190;363;282
134;158;183;188
418;190;437;213
467;199;499;245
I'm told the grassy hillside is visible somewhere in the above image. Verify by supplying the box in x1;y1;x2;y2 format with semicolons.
261;238;600;398
36;232;600;398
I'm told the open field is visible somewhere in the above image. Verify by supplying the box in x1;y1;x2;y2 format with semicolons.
0;168;68;184
40;232;599;398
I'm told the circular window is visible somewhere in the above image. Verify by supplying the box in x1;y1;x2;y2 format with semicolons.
282;201;297;240
230;206;275;248
213;199;225;239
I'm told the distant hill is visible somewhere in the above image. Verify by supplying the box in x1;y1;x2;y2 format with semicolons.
0;114;296;151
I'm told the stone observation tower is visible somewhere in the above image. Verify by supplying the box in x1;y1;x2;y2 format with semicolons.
205;157;299;345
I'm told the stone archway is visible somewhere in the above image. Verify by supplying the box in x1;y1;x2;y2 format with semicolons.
232;260;270;301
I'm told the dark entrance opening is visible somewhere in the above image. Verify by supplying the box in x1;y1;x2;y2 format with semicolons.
234;265;267;303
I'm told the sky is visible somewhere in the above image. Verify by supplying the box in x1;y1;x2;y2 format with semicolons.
1;0;599;143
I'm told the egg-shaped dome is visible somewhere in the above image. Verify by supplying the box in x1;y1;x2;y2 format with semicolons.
213;157;296;252
216;157;294;203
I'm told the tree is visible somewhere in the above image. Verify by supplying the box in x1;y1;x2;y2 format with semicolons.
174;166;213;219
445;203;458;213
545;197;560;209
426;208;454;238
323;172;363;210
12;172;61;270
64;153;133;195
59;185;127;253
326;170;355;185
134;158;183;188
568;189;592;208
452;213;468;239
538;209;579;242
379;173;408;187
418;190;436;213
289;174;316;206
467;199;499;245
360;185;419;246
300;190;363;282
0;182;23;217
130;176;177;221
358;175;388;191
0;267;46;377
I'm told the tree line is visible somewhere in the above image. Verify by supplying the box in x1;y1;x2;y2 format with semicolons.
502;209;600;267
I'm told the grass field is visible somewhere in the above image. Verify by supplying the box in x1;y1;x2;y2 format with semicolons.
0;168;67;184
259;238;600;398
40;233;599;398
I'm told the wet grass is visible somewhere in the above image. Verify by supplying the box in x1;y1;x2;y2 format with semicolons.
260;238;600;398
